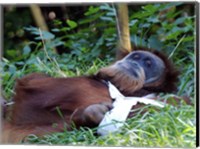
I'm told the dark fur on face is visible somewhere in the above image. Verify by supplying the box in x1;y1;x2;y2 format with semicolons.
145;50;180;93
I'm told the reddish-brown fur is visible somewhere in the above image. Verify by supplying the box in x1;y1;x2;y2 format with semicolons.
2;74;112;143
1;49;180;143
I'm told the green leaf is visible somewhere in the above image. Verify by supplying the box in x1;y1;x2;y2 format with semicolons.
148;35;164;50
100;4;113;11
23;45;31;55
142;4;160;12
160;2;183;11
131;11;152;19
60;27;70;32
52;28;60;32
166;31;182;40
129;19;138;26
53;19;63;25
147;16;159;23
141;23;150;28
35;31;55;40
84;6;100;16
174;17;186;25
15;61;25;65
100;16;114;22
106;12;115;16
6;49;17;58
79;12;105;24
8;65;16;74
182;36;194;42
66;20;78;29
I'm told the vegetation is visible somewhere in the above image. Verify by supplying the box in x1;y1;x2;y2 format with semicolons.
1;2;196;147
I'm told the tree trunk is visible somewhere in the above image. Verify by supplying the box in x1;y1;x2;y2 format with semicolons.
116;4;132;53
30;5;49;31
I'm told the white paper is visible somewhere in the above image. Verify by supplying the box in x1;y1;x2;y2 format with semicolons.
97;82;164;136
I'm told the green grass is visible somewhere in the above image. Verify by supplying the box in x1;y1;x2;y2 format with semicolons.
24;103;195;147
1;49;195;147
